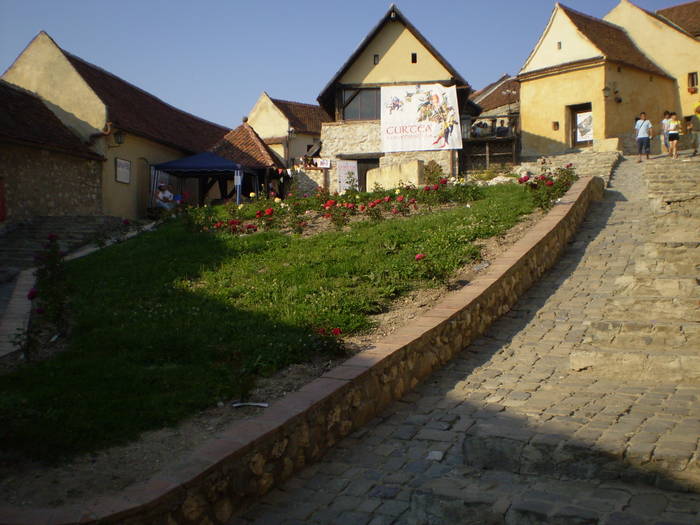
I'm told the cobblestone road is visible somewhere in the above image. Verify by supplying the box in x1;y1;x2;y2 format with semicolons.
230;157;700;525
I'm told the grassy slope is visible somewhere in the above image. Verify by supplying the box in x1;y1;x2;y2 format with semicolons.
0;185;534;460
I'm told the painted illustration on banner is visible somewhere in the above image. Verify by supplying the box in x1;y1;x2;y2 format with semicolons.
336;160;358;193
381;84;461;153
576;112;593;142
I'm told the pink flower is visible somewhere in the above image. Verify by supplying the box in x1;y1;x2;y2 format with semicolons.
423;185;431;192
521;175;530;183
383;196;391;203
409;198;416;204
317;328;326;335
432;184;439;191
391;208;399;215
255;210;263;219
27;288;38;300
439;178;448;185
359;205;366;212
396;195;405;203
545;180;554;187
369;202;377;208
415;253;426;261
331;327;342;336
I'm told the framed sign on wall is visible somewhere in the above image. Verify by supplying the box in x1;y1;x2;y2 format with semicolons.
115;158;131;184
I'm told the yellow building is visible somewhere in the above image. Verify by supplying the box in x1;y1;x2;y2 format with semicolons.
246;92;330;168
316;4;480;190
2;32;229;219
604;0;700;122
519;3;682;157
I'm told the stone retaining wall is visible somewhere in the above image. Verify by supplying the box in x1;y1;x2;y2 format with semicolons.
0;173;606;525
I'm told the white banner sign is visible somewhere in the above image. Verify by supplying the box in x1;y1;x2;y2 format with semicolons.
576;112;593;142
381;84;462;153
314;158;331;168
336;160;358;193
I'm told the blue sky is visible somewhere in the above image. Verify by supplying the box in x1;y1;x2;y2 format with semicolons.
0;0;674;129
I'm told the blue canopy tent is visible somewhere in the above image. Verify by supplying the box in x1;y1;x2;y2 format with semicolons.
152;152;250;206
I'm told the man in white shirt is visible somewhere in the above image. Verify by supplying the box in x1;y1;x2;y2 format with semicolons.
156;183;175;210
635;112;653;163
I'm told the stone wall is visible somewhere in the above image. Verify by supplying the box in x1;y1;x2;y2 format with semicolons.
366;160;424;189
0;143;102;222
0;163;608;525
320;121;455;192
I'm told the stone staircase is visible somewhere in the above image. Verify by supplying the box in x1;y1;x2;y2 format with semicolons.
520;151;623;183
570;157;700;384
0;215;123;282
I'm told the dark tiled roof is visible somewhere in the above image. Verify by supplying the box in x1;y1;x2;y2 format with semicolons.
0;80;102;160
62;52;229;154
269;98;331;135
210;123;284;170
657;1;700;37
560;4;669;77
317;4;470;116
475;77;520;112
469;74;511;101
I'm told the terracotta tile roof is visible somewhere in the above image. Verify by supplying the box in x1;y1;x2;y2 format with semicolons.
62;51;229;154
270;98;331;135
474;77;520;112
560;4;669;77
657;1;700;37
210;123;284;170
0;80;103;160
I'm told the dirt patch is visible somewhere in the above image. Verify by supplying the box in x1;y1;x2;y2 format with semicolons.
0;208;543;509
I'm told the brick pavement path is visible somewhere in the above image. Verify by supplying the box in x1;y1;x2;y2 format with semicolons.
231;158;700;525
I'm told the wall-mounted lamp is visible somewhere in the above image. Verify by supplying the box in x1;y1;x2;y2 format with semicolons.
602;86;612;98
114;130;125;145
552;121;560;131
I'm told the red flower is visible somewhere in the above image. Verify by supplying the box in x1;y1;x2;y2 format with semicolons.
359;205;366;212
397;195;405;203
317;328;327;335
409;198;416;204
229;219;241;225
122;219;130;226
423;185;431;191
27;288;38;301
415;253;426;261
323;213;332;219
432;184;439;191
331;327;342;336
521;175;530;182
255;210;263;218
439;178;448;185
246;224;257;230
369;202;377;208
545;180;554;186
566;163;573;168
391;208;399;215
383;196;391;202
264;208;274;216
346;202;355;209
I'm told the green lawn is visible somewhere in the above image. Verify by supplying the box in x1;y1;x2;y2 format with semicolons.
0;184;536;460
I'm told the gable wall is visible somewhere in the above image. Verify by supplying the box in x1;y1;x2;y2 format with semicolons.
339;21;452;85
247;94;290;140
521;9;602;74
605;1;700;117
2;33;106;141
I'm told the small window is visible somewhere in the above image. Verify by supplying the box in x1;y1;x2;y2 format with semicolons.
557;41;562;50
342;88;381;120
689;72;699;87
411;52;417;64
373;54;380;65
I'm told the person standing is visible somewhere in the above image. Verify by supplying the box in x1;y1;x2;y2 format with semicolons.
667;112;681;159
686;105;700;158
660;111;670;155
635;112;653;163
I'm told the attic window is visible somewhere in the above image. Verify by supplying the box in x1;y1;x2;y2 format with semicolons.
557;41;562;50
373;54;380;65
411;53;417;64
